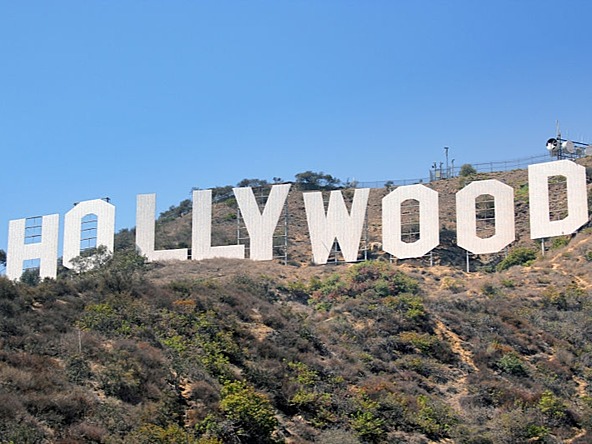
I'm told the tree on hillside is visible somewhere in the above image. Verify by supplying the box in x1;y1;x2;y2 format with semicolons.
236;178;269;188
295;171;341;190
158;199;192;223
459;164;477;177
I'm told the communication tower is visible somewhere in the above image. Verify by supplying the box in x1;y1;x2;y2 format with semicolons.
546;126;591;160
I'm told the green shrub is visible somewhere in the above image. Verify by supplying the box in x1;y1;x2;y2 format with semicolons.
550;236;570;250
78;303;120;334
440;277;464;293
490;408;548;442
397;295;427;322
459;164;477;177
20;268;40;286
219;381;278;443
99;358;143;404
350;410;385;442
542;286;566;309
497;353;528;376
538;390;566;420
515;183;529;202
496;247;537;271
281;280;310;302
70;245;112;273
481;283;498;296
308;262;420;310
501;278;515;288
415;395;458;438
398;332;439;356
66;355;92;384
525;424;550;440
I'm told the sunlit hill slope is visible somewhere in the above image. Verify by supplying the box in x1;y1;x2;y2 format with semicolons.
2;159;592;443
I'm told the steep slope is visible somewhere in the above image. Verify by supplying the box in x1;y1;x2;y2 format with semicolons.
3;159;592;443
154;156;592;269
3;234;592;443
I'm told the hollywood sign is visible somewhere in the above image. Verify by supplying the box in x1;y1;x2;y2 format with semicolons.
5;160;589;280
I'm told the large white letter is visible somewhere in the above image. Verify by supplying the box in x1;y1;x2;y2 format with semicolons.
63;199;116;269
136;194;188;261
6;214;59;280
382;184;439;259
303;188;369;264
529;160;588;239
233;184;291;260
192;189;245;260
456;180;514;254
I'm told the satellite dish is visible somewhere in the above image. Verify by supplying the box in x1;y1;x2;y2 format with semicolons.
546;138;558;152
562;140;575;154
586;145;592;156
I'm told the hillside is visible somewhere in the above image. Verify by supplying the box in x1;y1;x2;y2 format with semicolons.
2;160;592;443
154;157;592;269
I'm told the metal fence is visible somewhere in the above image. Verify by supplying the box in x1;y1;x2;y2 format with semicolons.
468;154;552;174
355;154;556;189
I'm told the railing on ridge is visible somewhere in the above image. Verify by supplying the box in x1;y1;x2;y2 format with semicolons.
355;153;555;189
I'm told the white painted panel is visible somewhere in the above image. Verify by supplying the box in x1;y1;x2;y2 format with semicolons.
382;184;439;259
456;180;515;254
233;184;291;260
191;189;245;260
529;160;588;239
136;194;188;261
303;188;369;264
7;214;59;280
62;199;115;269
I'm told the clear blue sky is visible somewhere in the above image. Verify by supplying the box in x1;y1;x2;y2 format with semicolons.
1;1;591;252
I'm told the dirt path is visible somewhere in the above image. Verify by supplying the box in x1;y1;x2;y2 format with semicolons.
564;377;589;442
555;235;592;288
432;319;479;419
434;319;478;372
565;427;588;443
528;234;592;290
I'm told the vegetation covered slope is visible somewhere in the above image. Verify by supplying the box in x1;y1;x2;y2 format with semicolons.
152;157;592;269
3;233;592;443
4;161;592;443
